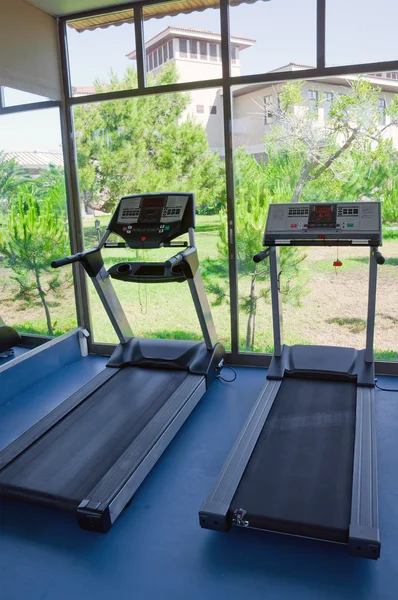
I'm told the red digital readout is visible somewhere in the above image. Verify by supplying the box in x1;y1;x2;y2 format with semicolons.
312;206;333;221
142;198;165;208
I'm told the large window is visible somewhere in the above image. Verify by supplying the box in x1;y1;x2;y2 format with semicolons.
73;90;229;348
0;103;77;337
143;0;221;87
229;0;316;76
326;0;398;67
232;74;398;358
67;10;136;97
62;1;397;364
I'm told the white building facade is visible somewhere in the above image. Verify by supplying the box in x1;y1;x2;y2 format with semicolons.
127;32;398;160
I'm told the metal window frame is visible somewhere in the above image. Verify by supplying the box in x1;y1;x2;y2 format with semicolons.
1;0;396;373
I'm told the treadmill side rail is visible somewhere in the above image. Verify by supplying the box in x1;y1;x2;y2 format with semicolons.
199;379;281;531
77;375;206;532
348;387;381;559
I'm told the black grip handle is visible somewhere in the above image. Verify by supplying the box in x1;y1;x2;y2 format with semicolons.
51;254;82;268
374;250;385;265
253;248;271;263
165;253;184;269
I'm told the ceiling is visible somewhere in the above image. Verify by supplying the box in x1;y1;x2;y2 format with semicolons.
26;1;140;17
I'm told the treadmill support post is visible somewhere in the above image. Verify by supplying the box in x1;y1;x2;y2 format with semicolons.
188;271;218;351
269;246;283;357
365;248;378;364
92;266;133;344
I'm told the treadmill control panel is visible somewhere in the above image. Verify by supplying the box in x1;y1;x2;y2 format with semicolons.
107;193;195;248
264;202;382;246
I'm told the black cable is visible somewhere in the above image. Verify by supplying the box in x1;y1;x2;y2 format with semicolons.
375;382;398;393
217;366;237;383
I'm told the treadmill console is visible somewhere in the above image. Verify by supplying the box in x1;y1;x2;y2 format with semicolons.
107;192;195;248
264;202;382;246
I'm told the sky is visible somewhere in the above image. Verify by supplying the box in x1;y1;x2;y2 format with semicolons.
0;0;397;152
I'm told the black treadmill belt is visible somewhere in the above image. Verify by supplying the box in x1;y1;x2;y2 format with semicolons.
0;367;187;510
230;378;356;542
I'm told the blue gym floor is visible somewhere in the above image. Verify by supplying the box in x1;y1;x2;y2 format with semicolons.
0;351;397;600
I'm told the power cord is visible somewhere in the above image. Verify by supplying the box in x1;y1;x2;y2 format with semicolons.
217;365;237;383
375;381;398;393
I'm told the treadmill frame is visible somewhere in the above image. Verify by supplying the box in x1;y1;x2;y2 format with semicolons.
0;367;206;532
200;244;381;559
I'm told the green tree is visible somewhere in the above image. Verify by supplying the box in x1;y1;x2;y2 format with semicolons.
74;63;225;213
264;78;398;213
0;193;70;335
0;151;28;213
204;150;308;351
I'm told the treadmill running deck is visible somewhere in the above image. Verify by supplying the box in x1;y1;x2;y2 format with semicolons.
0;367;187;511
230;378;357;542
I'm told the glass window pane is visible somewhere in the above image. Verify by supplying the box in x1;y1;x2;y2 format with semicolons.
73;90;229;348
190;39;198;59
3;87;50;107
143;1;221;87
229;0;316;77
0;109;77;337
326;0;398;66
67;11;136;97
232;74;398;357
200;42;207;60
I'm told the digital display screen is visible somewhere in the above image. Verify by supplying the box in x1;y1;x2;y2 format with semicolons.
139;196;165;223
308;204;336;228
142;197;165;208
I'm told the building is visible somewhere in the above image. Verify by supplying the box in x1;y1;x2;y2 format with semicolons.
232;64;398;159
126;29;398;159
5;150;63;177
127;26;254;152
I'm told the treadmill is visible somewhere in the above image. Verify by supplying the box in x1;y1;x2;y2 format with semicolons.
0;191;225;532
200;201;384;559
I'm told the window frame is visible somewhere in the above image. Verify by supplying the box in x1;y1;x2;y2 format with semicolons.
53;0;398;371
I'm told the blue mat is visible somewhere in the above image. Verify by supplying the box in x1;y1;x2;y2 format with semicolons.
0;360;397;600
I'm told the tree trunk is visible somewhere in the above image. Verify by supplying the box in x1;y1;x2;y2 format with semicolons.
34;269;54;336
245;270;257;351
291;162;316;203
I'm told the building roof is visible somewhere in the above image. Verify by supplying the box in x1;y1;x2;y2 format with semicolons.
73;85;97;96
232;66;398;98
127;25;255;59
67;0;268;32
270;62;315;72
5;151;63;169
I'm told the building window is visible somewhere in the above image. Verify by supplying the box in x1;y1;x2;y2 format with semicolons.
168;40;174;59
158;48;163;65
324;92;334;117
308;89;318;113
231;46;238;64
149;53;153;71
277;93;282;112
163;43;168;62
264;95;273;125
200;41;207;60
209;43;217;62
190;40;198;59
378;98;387;125
196;105;204;114
179;38;188;58
210;105;217;115
153;50;158;69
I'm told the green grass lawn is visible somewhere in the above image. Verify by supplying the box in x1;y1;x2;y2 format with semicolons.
1;214;397;360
